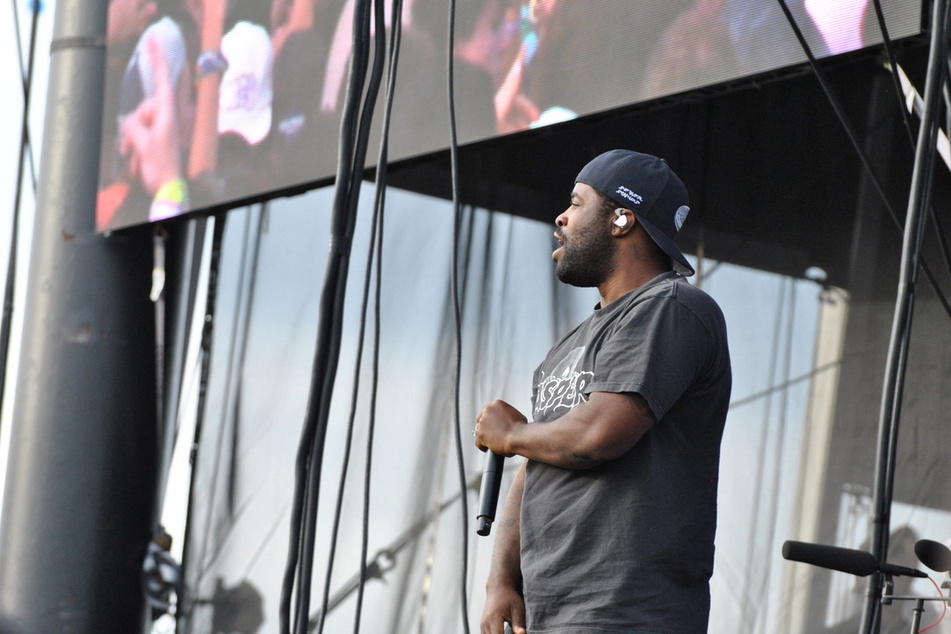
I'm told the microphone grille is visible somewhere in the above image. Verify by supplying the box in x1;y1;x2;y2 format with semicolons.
915;539;951;573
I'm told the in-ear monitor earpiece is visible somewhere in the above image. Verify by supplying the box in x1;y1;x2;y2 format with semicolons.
613;208;628;228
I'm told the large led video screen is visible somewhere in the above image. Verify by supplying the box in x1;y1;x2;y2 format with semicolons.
96;0;923;233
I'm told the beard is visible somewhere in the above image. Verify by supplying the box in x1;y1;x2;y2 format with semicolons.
555;222;617;287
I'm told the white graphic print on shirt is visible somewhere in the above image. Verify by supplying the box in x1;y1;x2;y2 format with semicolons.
533;346;593;418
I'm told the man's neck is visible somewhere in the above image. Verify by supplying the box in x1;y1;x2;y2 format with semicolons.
597;265;671;308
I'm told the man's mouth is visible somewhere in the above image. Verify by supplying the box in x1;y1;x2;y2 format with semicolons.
553;231;565;260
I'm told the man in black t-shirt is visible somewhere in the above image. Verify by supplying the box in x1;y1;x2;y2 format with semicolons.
475;150;732;633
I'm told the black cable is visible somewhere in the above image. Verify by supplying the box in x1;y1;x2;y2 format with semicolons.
775;4;951;631
309;79;390;628
309;103;395;628
310;304;361;634
775;0;951;321
864;1;950;631
870;0;951;297
945;58;951;158
946;51;951;140
302;0;389;621
281;0;372;626
353;2;390;631
446;1;472;632
310;468;490;630
871;0;918;148
281;0;390;631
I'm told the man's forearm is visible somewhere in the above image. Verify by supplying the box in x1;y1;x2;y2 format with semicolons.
487;461;525;591
480;393;655;470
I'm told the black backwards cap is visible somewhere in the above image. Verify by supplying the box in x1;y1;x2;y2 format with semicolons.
575;149;695;276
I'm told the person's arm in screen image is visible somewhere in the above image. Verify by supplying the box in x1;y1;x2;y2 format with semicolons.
803;0;869;54
187;0;227;183
271;0;315;60
106;0;159;80
491;0;561;134
120;36;188;221
493;45;539;134
108;0;159;50
98;0;160;229
637;0;738;101
320;0;353;114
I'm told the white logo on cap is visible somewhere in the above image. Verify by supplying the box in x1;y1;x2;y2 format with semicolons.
674;205;689;231
615;186;642;205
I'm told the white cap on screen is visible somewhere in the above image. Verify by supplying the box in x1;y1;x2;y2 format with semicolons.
219;21;274;146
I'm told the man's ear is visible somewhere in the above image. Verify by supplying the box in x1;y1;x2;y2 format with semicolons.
611;208;634;233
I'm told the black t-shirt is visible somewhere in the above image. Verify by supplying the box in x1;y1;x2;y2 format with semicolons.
522;272;732;633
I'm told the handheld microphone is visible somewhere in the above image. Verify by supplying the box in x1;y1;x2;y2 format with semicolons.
476;452;505;536
782;540;928;578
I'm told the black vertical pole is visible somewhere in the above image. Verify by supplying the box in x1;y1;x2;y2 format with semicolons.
861;0;950;632
0;0;158;631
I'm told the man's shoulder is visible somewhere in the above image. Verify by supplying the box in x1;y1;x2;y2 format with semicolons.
638;276;728;343
639;274;723;313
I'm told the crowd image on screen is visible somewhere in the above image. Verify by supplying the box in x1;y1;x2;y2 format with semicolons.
95;0;878;233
